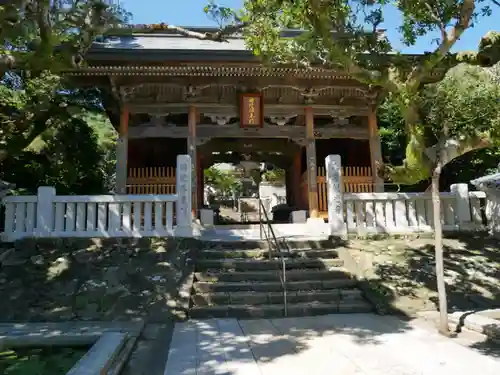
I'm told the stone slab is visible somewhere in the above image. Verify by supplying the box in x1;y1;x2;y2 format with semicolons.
0;321;144;348
449;310;500;341
66;332;127;375
164;314;500;375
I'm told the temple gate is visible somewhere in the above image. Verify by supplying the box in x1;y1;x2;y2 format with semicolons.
66;27;385;221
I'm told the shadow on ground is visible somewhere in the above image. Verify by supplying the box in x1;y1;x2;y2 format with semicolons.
0;238;205;323
168;314;413;374
365;233;500;312
168;312;500;374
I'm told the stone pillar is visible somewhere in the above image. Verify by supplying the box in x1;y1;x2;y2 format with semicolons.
188;105;197;218
326;155;347;237
115;104;129;194
305;107;319;218
450;183;472;227
174;154;193;237
368;108;384;192
35;186;56;237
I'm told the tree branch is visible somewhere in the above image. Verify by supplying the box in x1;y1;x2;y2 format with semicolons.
424;3;447;42
165;22;247;42
405;0;475;91
36;0;52;47
304;0;395;91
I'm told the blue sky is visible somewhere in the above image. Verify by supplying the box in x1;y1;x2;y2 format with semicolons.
121;0;499;53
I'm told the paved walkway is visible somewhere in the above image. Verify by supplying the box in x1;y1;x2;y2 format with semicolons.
163;313;500;375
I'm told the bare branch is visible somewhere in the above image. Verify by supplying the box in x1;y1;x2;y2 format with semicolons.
491;0;500;7
36;0;52;47
165;23;247;42
424;3;447;42
405;0;475;90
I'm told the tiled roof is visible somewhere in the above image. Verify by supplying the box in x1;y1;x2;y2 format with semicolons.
92;34;248;52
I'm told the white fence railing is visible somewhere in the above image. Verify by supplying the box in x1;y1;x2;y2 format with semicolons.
0;153;493;241
1;155;194;241
342;190;486;235
4;193;178;240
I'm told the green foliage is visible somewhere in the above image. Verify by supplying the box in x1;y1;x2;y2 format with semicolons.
223;0;500;184
262;168;286;184
0;347;87;375
0;2;125;193
0;1;129;73
424;64;500;142
204;166;242;196
1;115;115;195
378;63;500;188
0;1;127;164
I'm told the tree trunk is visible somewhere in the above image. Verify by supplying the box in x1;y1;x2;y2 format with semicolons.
431;163;449;334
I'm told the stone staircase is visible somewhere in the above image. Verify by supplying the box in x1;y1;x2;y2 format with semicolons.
189;240;373;319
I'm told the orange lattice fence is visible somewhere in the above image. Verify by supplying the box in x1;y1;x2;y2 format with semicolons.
126;167;176;194
301;166;374;214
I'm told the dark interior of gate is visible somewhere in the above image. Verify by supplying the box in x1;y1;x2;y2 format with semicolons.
127;135;372;223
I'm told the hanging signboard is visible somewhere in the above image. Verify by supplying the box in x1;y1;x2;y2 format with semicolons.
240;93;263;128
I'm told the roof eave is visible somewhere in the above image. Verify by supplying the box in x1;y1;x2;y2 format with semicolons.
85;48;257;62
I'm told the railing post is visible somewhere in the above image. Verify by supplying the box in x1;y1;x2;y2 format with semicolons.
326;155;347;238
35;186;56;237
174;155;193;237
450;183;472;229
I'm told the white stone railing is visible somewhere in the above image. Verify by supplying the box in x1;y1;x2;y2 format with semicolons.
324;154;488;236
1;155;193;241
342;190;486;235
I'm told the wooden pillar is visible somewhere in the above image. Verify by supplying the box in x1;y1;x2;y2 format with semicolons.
115;104;129;194
188;105;198;217
292;149;302;208
305;107;319;218
368;107;384;192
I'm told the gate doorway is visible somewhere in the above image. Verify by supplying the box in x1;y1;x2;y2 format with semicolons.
200;138;297;225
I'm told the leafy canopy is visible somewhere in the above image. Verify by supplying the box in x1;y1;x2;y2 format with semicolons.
0;1;127;163
202;0;500;184
379;63;500;187
0;0;129;73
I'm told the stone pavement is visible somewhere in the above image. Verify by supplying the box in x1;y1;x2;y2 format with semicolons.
163;313;500;375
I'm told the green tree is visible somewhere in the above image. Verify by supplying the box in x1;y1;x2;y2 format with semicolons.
262;168;286;184
0;1;127;162
0;114;115;195
204;166;242;197
169;0;500;333
378;64;500;191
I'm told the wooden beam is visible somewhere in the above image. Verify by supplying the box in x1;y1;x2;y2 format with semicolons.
368;108;384;192
128;103;371;117
293;149;303;208
305;107;319;218
128;124;370;140
116;105;129;194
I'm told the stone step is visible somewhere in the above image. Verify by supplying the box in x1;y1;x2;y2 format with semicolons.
194;258;344;271
194;269;351;283
189;300;373;319
197;239;339;251
192;278;358;293
198;248;340;260
191;289;364;306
